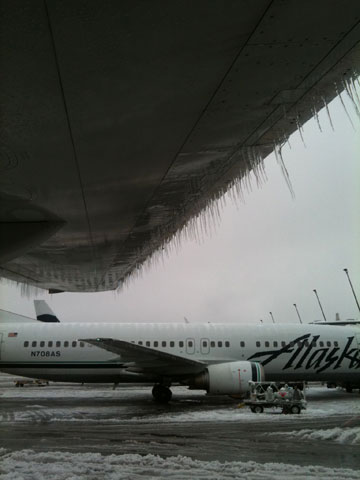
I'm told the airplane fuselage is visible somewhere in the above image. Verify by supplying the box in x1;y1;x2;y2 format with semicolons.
0;322;359;387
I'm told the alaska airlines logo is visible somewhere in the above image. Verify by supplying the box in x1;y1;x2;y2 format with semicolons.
248;334;360;373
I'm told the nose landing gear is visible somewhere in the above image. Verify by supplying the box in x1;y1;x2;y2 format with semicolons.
152;384;172;403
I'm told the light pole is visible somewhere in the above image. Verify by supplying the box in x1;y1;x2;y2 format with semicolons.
269;312;275;324
293;303;303;324
313;289;327;322
343;268;360;313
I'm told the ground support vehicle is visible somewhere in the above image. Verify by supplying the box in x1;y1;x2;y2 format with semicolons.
14;379;49;387
244;381;307;414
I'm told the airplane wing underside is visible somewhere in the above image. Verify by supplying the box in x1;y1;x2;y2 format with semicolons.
1;2;360;293
80;338;206;377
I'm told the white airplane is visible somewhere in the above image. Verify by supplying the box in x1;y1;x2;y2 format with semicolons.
0;312;359;402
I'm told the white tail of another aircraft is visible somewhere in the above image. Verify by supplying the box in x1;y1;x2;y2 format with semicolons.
33;301;60;323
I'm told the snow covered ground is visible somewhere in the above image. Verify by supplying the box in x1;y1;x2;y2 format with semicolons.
1;381;359;426
1;449;360;480
270;426;360;445
0;375;359;479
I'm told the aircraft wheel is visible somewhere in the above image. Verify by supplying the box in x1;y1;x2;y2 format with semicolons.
152;384;172;403
253;405;264;414
290;405;301;414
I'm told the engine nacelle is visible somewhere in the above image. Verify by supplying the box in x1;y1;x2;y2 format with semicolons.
191;361;264;395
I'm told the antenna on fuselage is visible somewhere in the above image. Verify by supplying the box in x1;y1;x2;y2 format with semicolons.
293;303;303;324
313;289;327;322
184;317;189;324
269;312;275;323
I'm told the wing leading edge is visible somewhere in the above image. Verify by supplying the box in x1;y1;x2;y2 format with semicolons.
79;338;206;376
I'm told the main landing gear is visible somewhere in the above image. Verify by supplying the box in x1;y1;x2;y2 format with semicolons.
152;384;172;403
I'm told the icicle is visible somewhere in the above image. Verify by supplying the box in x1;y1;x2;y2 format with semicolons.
350;76;360;112
335;83;355;130
321;96;335;131
312;105;322;132
274;142;295;199
343;77;360;121
295;116;306;147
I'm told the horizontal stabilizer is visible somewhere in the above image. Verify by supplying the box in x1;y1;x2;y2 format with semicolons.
0;309;36;323
34;300;60;323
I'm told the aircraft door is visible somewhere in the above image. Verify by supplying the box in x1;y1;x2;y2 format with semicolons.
186;338;195;354
200;338;210;355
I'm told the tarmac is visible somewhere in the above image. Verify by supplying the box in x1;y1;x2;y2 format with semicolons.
0;374;359;470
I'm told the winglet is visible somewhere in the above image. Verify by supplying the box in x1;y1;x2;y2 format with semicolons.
34;300;60;323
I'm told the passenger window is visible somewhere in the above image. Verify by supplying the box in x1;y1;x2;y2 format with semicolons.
188;340;193;348
80;342;85;348
146;341;150;347
202;340;208;348
319;341;324;347
326;341;331;347
265;341;269;347
64;341;69;347
138;341;143;345
218;341;222;348
289;341;295;347
281;341;286;347
40;341;45;347
162;341;166;347
48;341;53;347
154;341;158;347
334;341;339;347
24;341;29;347
32;341;37;347
56;341;61;347
240;341;245;347
72;341;77;347
273;341;278;347
311;340;317;347
210;341;215;348
179;341;184;348
170;341;175;347
256;341;260;347
225;341;230;348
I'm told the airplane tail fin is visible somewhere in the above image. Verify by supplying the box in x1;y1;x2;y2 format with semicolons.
34;300;60;323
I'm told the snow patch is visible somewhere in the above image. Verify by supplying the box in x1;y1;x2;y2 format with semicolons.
0;450;359;480
272;427;360;445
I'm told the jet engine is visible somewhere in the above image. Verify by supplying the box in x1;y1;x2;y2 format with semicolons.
191;361;264;395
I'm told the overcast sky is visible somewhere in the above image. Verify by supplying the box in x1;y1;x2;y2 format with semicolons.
1;92;359;324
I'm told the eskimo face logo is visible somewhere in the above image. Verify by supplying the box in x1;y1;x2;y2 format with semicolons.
248;334;360;373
